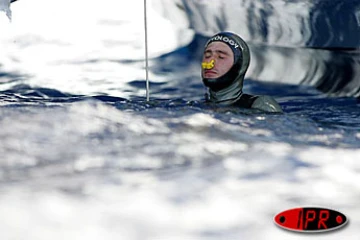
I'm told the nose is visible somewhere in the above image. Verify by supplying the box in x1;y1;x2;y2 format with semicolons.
201;59;215;70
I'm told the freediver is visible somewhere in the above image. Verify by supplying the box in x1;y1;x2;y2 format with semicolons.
201;32;283;113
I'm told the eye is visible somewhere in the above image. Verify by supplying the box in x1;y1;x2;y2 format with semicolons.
218;55;225;59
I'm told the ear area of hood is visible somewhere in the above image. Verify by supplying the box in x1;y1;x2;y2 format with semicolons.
228;33;250;76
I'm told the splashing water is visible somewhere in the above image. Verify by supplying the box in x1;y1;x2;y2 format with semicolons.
0;0;11;20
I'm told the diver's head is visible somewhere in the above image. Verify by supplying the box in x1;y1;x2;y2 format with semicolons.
202;32;250;92
202;42;234;79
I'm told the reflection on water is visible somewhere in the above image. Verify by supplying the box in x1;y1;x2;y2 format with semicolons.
249;45;360;97
175;0;360;48
159;0;360;98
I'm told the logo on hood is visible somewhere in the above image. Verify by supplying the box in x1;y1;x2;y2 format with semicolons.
207;35;240;49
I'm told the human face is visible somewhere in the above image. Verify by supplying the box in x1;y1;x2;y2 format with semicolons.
202;42;234;79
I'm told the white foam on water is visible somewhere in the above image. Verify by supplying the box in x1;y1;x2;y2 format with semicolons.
0;101;358;239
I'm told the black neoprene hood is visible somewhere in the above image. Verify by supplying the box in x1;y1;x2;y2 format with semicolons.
202;32;250;92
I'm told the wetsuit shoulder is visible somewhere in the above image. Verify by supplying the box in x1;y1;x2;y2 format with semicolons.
251;95;283;113
233;94;259;108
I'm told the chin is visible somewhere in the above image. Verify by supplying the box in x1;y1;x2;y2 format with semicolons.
205;74;218;78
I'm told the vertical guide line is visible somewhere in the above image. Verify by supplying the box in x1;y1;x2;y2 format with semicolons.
144;0;150;101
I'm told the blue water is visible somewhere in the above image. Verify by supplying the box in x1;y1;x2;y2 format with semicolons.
1;1;360;239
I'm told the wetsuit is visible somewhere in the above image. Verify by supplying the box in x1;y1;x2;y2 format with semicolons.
202;32;283;113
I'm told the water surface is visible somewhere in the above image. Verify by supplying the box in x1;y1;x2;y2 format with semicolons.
0;0;359;239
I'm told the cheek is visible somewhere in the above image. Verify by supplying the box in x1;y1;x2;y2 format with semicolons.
223;59;234;71
218;60;232;72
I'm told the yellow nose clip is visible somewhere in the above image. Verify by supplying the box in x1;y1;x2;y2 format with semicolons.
201;59;215;70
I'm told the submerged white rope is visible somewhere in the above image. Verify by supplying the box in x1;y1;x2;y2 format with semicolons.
144;0;150;101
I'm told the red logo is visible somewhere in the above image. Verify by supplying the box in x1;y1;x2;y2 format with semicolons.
274;207;348;233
